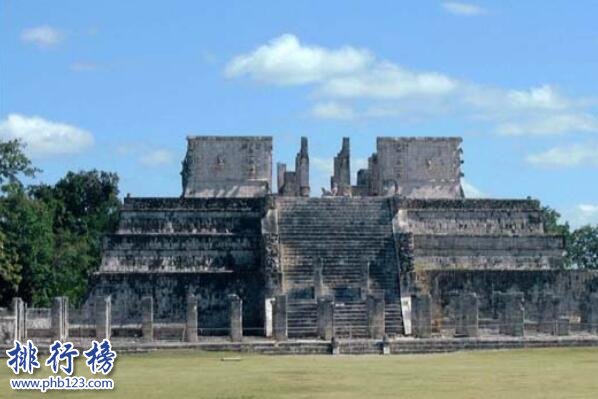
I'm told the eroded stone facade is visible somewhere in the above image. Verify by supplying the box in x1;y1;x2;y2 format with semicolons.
88;134;598;339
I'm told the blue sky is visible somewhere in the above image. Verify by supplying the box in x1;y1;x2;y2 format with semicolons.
1;1;597;226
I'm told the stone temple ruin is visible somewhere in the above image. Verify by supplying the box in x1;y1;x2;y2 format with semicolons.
4;134;598;352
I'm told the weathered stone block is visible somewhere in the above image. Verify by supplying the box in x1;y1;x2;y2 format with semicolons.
317;296;334;340
182;136;272;198
185;293;198;343
411;294;432;338
141;296;153;341
454;292;478;337
556;317;570;336
51;297;69;341
95;296;111;340
498;292;524;337
584;293;598;334
229;294;243;342
12;297;26;342
314;259;324;298
538;293;559;335
273;295;287;341
367;294;385;339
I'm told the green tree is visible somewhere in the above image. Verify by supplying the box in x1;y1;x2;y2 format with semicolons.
539;206;572;268
0;139;39;190
0;186;55;305
29;170;121;304
568;225;598;269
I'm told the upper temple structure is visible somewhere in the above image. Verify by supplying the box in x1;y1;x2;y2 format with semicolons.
90;134;597;340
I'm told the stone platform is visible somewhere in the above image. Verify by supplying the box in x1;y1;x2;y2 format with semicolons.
3;334;598;356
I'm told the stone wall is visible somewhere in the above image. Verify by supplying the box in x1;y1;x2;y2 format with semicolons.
413;269;598;323
392;198;565;271
182;136;272;198
89;272;264;335
93;196;268;335
376;137;463;198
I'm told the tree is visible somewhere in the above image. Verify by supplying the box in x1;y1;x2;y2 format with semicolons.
0;230;20;304
539;206;572;268
568;225;598;269
0;186;55;305
29;170;121;304
0;139;39;190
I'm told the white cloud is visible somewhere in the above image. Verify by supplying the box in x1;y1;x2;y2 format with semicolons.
461;179;485;198
526;143;598;167
319;62;457;99
561;204;598;228
226;34;598;135
0;114;93;156
496;114;598;136
442;2;487;16
224;34;373;85
311;102;355;120
21;26;64;48
138;149;176;167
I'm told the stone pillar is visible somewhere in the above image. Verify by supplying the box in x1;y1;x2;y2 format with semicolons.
361;261;370;300
331;336;340;355
12;297;26;342
317;296;334;340
381;335;391;355
228;294;243;342
185;293;198;343
411;294;432;338
295;137;310;197
95;296;111;340
367;294;385;339
556;317;570;336
584;293;598;334
455;292;479;337
538;293;559;335
141;296;154;342
499;292;525;337
51;297;69;341
314;258;324;298
273;295;287;341
332;137;351;196
264;298;273;337
276;162;287;194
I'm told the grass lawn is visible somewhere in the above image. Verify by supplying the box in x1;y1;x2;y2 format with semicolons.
1;347;598;398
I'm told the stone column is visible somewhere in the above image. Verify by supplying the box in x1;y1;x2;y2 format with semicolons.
317;296;334;340
12;297;26;342
361;261;370;300
95;296;111;340
273;295;288;341
556;317;570;336
367;294;385;339
411;294;432;338
141;296;153;342
314;258;324;298
455;292;479;337
584;293;598;334
538;293;559;335
499;292;524;337
51;297;69;341
185;293;198;343
264;298;273;337
228;294;243;342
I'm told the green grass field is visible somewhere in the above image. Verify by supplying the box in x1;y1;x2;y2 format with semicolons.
2;347;598;398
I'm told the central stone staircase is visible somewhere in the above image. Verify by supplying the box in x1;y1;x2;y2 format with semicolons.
276;197;403;338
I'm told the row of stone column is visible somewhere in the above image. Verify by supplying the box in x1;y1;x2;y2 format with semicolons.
139;293;244;342
410;291;598;338
11;297;71;342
